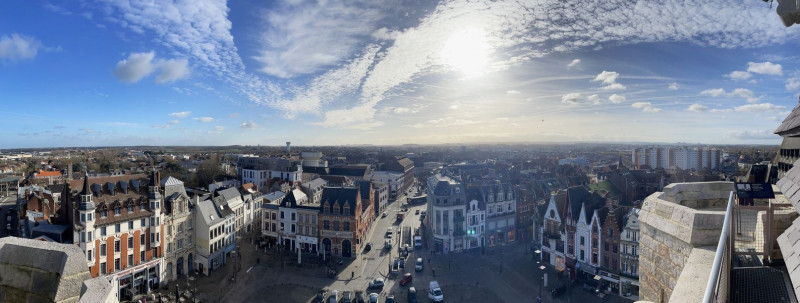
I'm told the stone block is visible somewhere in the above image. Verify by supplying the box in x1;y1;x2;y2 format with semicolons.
31;270;60;300
655;202;675;219
54;274;86;303
0;264;33;292
0;286;29;302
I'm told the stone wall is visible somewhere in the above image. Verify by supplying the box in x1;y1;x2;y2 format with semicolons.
638;182;731;303
0;237;92;303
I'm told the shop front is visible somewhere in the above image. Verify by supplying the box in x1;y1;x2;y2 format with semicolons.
115;259;162;301
598;270;621;295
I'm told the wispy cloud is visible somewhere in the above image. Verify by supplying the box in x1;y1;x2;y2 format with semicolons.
114;52;156;83
700;88;759;102
631;102;661;112
567;59;581;68
561;93;583;105
668;82;679;90
726;70;751;81
726;129;777;140
747;61;782;76
240;121;258;129
0;34;42;61
687;103;708;112
608;94;626;104
156;58;190;83
194;117;214;122
169;111;191;118
734;103;785;112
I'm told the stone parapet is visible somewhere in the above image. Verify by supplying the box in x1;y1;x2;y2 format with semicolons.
638;182;732;303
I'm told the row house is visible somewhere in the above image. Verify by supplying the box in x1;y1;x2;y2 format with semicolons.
541;191;568;271
479;181;517;246
75;171;165;301
318;186;371;258
213;187;245;236
300;177;327;205
578;200;606;279
161;176;194;283
619;208;640;296
465;188;486;250
564;186;604;279
278;189;307;249
260;191;286;245
426;173;467;253
194;194;235;276
239;183;261;232
238;156;303;189
598;206;625;294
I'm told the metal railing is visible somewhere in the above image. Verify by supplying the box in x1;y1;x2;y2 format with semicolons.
703;191;733;303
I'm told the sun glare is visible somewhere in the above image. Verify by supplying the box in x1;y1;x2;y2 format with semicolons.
440;27;492;78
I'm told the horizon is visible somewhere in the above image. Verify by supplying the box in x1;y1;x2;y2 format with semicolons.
2;1;799;148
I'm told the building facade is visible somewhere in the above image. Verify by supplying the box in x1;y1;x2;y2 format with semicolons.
318;187;366;258
620;208;640;296
465;191;485;250
161;176;194;283
427;173;467;254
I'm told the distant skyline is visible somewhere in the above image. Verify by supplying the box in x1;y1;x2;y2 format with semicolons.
1;0;800;148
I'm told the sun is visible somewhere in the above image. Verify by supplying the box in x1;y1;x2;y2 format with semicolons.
440;27;493;78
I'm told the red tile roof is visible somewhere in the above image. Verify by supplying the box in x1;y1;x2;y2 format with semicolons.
36;170;62;177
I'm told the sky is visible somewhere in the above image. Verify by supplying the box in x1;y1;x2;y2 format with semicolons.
1;0;800;148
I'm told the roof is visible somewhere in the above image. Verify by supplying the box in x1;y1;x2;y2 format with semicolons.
0;176;20;183
160;176;183;187
567;186;591;220
320;187;359;215
777;158;800;214
588;180;623;197
36;170;62;177
281;189;308;208
196;198;225;226
329;165;370;177
777;216;800;301
262;191;286;202
775;102;800;137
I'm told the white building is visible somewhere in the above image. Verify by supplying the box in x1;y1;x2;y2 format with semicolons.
161;176;194;282
193;197;235;276
278;189;308;249
426;172;467;254
371;171;404;199
238;156;303;190
541;192;567;270
213;187;245;236
620;208;640;296
465;192;486;250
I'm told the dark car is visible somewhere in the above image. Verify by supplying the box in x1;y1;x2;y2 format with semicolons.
364;242;372;252
399;273;413;286
385;295;396;303
368;278;385;289
550;285;567;298
354;291;366;303
407;287;418;303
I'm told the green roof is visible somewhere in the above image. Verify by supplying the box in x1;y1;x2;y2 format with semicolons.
588;180;622;196
0;176;21;183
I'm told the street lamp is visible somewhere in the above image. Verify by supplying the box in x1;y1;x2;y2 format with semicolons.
539;265;546;302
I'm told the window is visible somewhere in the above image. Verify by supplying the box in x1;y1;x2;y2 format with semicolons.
592;238;598;248
291;224;296;233
151;233;155;243
88;232;93;241
603;257;608;267
114;240;120;252
592;252;598;264
87;250;92;261
114;258;120;270
128;205;133;213
608;229;613;238
291;213;296;221
88;213;92;221
271;212;276;220
128;221;134;229
152;248;158;258
128;238;133;250
580;236;585;246
627;230;631;239
613;245;618;253
323;220;330;230
612;259;617;270
333;221;340;231
140;251;145;262
81;214;86;222
140;234;145;246
604;241;609;252
271;223;276;232
280;211;284;219
580;250;584;261
632;263;637;275
141;218;146;227
101;244;107;256
632;246;637;256
114;208;120;215
343;222;350;231
343;205;350;214
101;210;107;218
115;224;120;233
178;239;184;250
128;254;133;266
100;262;106;274
101;227;107;236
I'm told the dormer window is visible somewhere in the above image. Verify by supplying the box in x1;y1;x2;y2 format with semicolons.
114;208;121;216
101;210;107;218
343;205;350;214
128;205;134;213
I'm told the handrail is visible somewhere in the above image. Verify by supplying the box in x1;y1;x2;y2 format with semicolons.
702;191;733;303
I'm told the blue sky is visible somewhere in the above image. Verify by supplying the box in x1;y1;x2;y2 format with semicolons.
1;0;800;148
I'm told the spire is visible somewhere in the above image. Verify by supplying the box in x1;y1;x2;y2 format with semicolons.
80;172;92;196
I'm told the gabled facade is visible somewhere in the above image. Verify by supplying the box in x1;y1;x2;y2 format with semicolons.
480;181;516;246
161;176;194;283
318;186;365;258
426;172;467;254
620;208;641;296
193;194;235;276
541;191;567;270
465;190;486;250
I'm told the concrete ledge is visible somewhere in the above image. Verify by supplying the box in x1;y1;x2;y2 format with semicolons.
670;246;716;303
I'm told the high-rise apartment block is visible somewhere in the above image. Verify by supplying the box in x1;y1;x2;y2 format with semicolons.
631;147;720;171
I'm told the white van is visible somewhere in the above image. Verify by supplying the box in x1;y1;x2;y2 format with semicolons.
428;281;443;302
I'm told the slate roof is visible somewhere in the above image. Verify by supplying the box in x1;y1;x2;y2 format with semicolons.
160;176;183;187
776;158;800;214
320;187;359;215
281;189;308;208
777;216;800;302
196;198;225;226
329;165;370;177
775;103;800;137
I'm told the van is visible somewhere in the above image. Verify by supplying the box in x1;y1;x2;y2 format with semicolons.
415;258;423;272
428;281;443;302
385;227;393;237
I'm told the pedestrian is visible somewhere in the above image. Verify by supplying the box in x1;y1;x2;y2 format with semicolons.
351;271;354;279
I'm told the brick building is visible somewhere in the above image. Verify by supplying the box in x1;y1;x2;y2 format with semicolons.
318;186;372;258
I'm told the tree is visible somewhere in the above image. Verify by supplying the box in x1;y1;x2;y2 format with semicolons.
196;154;223;188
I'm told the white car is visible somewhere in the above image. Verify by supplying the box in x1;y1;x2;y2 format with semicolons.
382;211;387;218
428;281;443;302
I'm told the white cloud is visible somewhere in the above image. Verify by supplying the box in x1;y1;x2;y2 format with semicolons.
194;117;214;122
567;59;581;68
240;121;258;129
747;61;783;76
372;27;399;40
506;90;521;95
608;94;626;104
726;130;777;140
254;1;384;78
631;102;661;112
561;93;583;105
668;82;679;90
0;34;42;61
786;77;800;91
593;71;625;90
169;111;191;117
156;58;190;83
114;52;156;83
734;103;786;112
687;103;709;112
700;88;726;97
730;88;758;103
727;71;751;81
587;94;601;105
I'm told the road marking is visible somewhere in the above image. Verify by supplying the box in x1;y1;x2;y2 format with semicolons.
246;266;253;273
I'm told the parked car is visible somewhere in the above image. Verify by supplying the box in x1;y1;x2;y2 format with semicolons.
342;290;353;303
550;285;567;298
415;258;423;272
398;258;406;269
382;211;387;218
414;209;420;215
368;278;385;289
329;290;339;303
315;289;328;303
369;293;379;303
399;273;413;286
407;287;418;303
385;295;395;303
364;242;372;252
354;291;366;303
